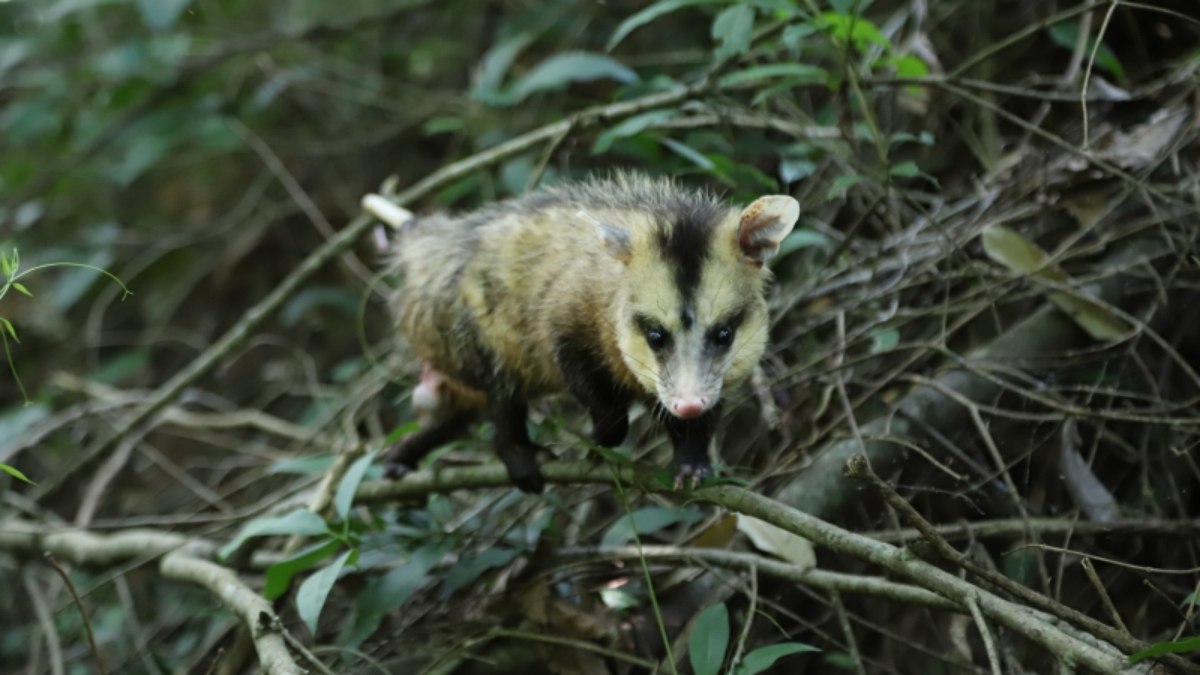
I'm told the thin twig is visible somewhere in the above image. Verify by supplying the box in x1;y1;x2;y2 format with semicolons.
729;564;758;673
966;593;1002;675
830;589;867;675
843;455;1192;674
45;554;109;675
1080;557;1130;636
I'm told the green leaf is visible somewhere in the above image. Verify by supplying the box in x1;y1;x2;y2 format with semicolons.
890;53;928;78
1;463;34;484
334;449;379;521
269;455;336;475
825;173;863;200
472;33;536;102
1049;23;1125;82
689;602;730;675
981;225;1053;276
819;12;889;51
774;229;832;263
888;131;934;148
218;509;329;560
264;540;342;600
441;547;522;599
607;0;724;51
889;161;920;178
501;52;638;104
136;0;191;30
343;542;451;645
712;5;755;62
778;158;818;185
11;283;31;297
869;327;899;353
661;137;715;170
385;421;421;445
782;23;818;51
297;549;356;634
720;63;828;87
735;642;821;675
601;506;703;547
592;110;676;155
1129;635;1200;664
0;318;18;343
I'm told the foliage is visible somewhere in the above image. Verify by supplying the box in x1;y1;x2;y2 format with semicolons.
2;0;1200;672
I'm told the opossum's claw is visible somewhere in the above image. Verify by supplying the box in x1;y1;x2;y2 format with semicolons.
673;462;713;490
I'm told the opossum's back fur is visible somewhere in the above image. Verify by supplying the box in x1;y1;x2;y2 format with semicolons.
389;174;732;400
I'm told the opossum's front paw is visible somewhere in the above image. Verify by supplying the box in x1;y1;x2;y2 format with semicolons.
500;447;546;494
673;462;713;490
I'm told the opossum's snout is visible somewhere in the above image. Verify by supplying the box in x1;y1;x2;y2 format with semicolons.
668;395;711;419
659;358;721;419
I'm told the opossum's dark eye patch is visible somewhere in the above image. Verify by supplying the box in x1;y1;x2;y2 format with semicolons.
710;325;735;349
707;308;746;351
636;315;672;352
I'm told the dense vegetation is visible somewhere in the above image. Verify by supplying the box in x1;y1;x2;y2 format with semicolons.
3;0;1200;673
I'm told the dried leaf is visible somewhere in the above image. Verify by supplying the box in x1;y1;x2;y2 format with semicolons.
1092;107;1188;170
981;225;1131;342
736;514;815;569
1059;419;1119;522
688;514;738;549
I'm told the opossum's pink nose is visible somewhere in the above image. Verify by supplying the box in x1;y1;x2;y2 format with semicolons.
670;397;710;419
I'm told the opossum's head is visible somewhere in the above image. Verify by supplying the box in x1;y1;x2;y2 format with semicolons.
592;192;799;420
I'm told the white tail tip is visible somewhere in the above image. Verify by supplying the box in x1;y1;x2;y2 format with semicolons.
362;194;414;230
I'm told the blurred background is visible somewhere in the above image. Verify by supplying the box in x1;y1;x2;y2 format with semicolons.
3;0;1200;673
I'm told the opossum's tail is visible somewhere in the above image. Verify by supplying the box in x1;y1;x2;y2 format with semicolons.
361;193;415;253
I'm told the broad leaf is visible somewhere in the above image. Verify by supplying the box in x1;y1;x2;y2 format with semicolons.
501;52;638;104
218;508;328;559
661;137;715;170
1129;635;1200;664
592;110;676;154
297;549;356;634
735;643;820;675
712;5;754;63
264;540;342;600
607;0;724;51
721;63;828;87
601;506;703;547
335;449;379;521
441;547;522;599
689;602;730;675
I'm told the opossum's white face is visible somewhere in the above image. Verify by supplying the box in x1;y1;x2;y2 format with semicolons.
596;195;799;419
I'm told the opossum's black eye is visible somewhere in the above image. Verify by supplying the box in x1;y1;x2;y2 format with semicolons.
644;325;670;352
711;325;734;349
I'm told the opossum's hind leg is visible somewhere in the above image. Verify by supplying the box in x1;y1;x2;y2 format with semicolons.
661;402;722;490
383;411;477;478
384;364;481;478
490;397;546;494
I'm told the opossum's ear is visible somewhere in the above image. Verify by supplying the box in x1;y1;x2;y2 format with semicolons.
579;210;633;262
736;195;799;266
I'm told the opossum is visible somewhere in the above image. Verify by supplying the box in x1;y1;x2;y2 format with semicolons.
382;173;798;493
